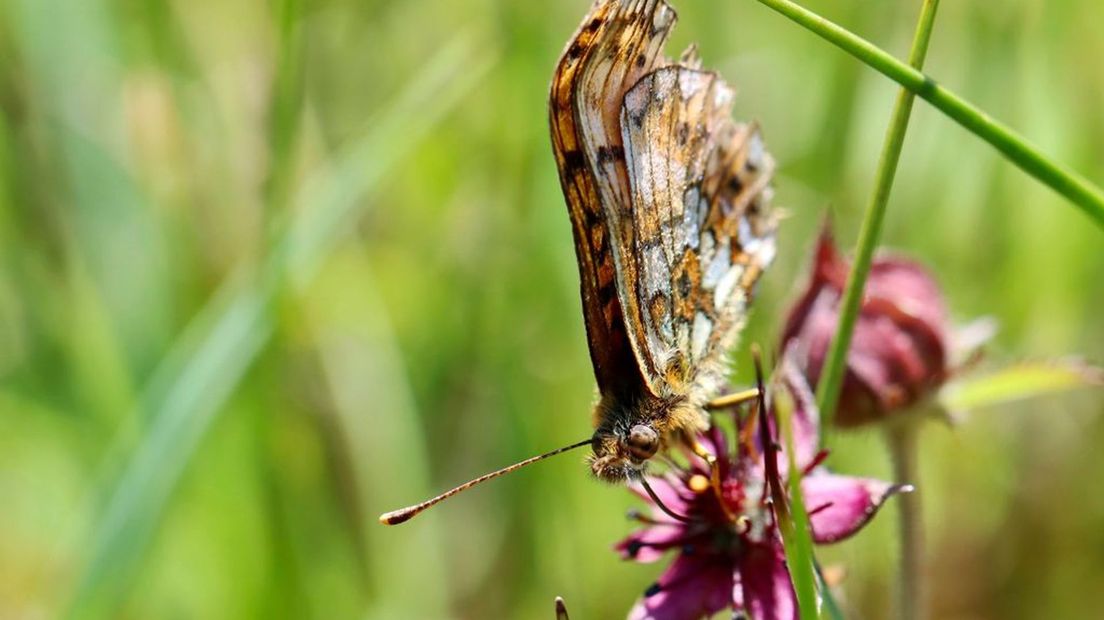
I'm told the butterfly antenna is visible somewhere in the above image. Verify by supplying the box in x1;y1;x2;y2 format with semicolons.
555;596;570;620
379;438;592;525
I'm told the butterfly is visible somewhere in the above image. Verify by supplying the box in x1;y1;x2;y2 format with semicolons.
549;0;778;482
379;0;776;525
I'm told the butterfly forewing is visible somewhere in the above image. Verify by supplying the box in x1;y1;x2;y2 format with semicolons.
550;0;681;397
549;1;647;401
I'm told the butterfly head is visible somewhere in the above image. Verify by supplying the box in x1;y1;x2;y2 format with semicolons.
589;422;661;482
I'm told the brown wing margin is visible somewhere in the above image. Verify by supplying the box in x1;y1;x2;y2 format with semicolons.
549;1;647;400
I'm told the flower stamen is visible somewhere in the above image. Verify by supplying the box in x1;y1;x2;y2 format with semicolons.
803;448;831;476
688;474;710;493
735;515;752;535
807;501;834;518
688;437;742;524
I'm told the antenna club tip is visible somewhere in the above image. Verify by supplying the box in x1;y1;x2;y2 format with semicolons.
379;508;416;526
555;596;570;620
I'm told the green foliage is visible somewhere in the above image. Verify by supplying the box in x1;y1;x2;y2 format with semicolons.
65;34;495;619
939;360;1104;414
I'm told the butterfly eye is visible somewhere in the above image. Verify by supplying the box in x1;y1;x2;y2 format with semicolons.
626;424;659;460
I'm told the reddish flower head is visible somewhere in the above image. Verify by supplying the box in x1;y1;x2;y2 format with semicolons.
781;226;952;427
616;361;904;620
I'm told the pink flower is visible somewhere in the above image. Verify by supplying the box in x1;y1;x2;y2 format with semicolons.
617;361;904;620
781;226;952;427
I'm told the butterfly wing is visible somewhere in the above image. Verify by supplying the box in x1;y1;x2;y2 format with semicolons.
551;0;776;403
618;67;777;399
549;0;677;400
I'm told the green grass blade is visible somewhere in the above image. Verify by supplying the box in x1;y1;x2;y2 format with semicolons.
67;279;272;619
279;34;495;285
813;0;941;427
264;0;306;212
775;388;820;619
752;0;1104;229
815;561;845;620
66;36;495;619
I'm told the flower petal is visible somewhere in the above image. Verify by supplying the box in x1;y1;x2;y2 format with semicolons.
627;554;733;620
780;225;849;342
739;542;797;620
628;475;693;518
868;257;948;332
776;355;821;470
731;565;745;614
615;524;690;563
780;225;956;427
803;472;907;544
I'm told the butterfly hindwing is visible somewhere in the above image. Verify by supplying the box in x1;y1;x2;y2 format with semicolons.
618;67;777;399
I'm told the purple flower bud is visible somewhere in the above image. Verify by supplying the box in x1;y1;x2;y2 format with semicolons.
781;226;951;427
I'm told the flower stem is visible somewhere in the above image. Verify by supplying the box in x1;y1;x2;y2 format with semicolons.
812;0;941;426
887;421;924;620
752;0;1104;229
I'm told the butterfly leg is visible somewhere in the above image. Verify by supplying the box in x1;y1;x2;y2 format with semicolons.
704;387;760;411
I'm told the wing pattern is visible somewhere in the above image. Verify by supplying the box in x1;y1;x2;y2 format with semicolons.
620;66;776;399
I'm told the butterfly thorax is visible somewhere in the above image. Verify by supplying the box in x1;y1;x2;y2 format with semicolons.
588;390;707;483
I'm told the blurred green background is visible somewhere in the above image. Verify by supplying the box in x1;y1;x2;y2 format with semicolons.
1;0;1102;618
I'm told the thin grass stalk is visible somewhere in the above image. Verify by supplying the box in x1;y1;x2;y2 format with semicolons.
815;560;845;620
752;0;1104;228
812;0;942;426
887;420;924;620
257;0;312;611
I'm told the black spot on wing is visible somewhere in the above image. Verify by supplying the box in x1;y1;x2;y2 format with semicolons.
561;148;587;171
677;122;689;146
596;144;626;165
